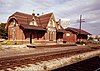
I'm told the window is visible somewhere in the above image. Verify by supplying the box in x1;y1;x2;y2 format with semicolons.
66;33;70;36
48;27;55;31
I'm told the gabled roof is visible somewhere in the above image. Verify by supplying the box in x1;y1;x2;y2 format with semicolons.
56;21;66;33
35;13;53;28
65;27;91;35
12;12;33;18
8;12;33;25
7;12;53;28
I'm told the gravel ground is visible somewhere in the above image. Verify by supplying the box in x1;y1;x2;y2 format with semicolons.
0;45;89;58
0;45;100;71
6;49;100;71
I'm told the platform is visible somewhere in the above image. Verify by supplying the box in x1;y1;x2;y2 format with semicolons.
27;43;76;48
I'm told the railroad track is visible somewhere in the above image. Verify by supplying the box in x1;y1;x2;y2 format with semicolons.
52;56;100;71
0;47;100;71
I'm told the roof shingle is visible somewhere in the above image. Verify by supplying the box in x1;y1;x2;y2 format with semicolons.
8;12;53;28
65;27;91;35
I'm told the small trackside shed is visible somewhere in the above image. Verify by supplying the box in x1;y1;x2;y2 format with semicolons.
64;27;91;43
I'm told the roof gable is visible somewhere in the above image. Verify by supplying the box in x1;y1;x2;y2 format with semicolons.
56;22;64;29
47;13;57;28
36;12;53;28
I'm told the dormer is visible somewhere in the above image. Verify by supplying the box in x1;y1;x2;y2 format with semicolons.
58;25;61;29
29;10;38;26
29;17;38;26
56;21;62;30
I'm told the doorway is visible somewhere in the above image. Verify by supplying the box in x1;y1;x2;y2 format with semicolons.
30;33;32;44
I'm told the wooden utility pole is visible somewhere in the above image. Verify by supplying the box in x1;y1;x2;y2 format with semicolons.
79;15;85;42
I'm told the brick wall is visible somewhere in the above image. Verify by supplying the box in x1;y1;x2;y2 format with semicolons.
16;25;25;40
8;27;13;40
64;31;76;43
45;31;49;41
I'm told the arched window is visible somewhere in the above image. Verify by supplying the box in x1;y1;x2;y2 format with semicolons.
66;33;70;36
13;19;16;27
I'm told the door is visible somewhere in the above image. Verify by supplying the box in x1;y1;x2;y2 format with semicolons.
30;33;32;44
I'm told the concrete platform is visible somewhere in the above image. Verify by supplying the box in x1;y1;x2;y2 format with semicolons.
0;45;88;59
27;43;76;48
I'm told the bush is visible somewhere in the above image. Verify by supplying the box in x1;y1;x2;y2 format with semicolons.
88;40;100;44
6;41;13;45
76;41;87;45
0;40;14;45
0;23;8;39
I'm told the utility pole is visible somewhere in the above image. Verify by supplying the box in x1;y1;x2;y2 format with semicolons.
79;15;85;42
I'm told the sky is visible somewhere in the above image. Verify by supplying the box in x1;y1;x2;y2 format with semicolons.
0;0;100;35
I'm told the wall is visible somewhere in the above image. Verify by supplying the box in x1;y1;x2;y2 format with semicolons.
64;31;76;43
8;20;27;44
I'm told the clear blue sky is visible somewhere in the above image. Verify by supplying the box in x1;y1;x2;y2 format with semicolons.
0;0;100;35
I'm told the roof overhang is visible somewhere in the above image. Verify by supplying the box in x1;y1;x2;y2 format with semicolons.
65;28;91;35
57;29;66;33
20;24;46;31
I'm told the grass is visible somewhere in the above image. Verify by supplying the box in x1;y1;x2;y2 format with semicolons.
0;40;14;45
87;43;100;47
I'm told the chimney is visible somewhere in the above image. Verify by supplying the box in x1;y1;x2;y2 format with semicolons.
32;10;35;16
37;13;40;17
59;19;61;24
42;12;44;15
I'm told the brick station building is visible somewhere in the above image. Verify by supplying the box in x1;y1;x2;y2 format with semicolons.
5;12;66;44
64;27;91;43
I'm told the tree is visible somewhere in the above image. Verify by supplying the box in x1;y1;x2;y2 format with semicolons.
88;36;93;41
0;23;8;39
95;35;98;39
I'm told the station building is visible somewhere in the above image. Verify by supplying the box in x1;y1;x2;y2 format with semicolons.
5;11;91;44
5;12;66;44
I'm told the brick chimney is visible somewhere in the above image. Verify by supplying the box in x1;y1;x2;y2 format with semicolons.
59;19;61;25
37;13;40;17
42;12;44;15
32;10;35;16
